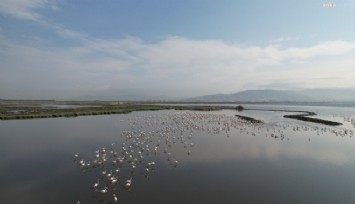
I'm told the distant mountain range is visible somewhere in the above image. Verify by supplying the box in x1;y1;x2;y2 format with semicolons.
184;89;355;102
3;88;355;102
74;88;355;102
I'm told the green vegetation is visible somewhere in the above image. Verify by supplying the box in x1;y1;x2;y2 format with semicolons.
0;100;221;120
236;105;244;112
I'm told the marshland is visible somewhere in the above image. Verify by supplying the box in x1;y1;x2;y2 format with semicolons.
1;100;355;204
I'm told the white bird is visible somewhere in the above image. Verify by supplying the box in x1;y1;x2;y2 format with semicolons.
106;170;112;177
110;176;118;185
125;178;132;188
93;179;99;188
100;187;108;194
113;194;118;202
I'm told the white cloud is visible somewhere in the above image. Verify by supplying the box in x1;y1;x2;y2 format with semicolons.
1;32;355;99
1;1;355;99
0;0;56;21
282;40;355;59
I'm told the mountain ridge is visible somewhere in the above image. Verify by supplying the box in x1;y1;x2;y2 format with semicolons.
184;89;355;102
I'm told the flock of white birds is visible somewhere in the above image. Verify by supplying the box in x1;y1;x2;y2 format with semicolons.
74;110;355;203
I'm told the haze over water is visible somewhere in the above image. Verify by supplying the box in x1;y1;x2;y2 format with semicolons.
1;105;355;204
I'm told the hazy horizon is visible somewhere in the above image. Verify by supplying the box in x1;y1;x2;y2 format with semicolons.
1;0;355;100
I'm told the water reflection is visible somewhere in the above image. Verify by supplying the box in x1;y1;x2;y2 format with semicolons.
1;108;355;203
74;110;355;203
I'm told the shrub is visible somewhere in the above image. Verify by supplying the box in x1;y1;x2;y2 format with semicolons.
236;105;244;111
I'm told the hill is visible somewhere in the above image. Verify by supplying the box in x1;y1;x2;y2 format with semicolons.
184;89;355;102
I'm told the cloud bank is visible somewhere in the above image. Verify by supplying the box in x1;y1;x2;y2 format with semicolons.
1;33;355;99
1;0;355;99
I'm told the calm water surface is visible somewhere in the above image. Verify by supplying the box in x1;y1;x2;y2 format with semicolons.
1;105;355;204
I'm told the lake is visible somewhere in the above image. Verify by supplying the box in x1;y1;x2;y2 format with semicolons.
1;105;355;204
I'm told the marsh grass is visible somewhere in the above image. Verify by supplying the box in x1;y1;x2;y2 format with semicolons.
0;100;220;120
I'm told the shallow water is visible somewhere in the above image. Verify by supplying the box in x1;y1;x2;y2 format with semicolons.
1;106;355;204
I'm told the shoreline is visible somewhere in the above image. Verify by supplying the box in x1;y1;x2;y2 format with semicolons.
0;102;220;120
0;101;344;126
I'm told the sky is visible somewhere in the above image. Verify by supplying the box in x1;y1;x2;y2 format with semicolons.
1;0;355;100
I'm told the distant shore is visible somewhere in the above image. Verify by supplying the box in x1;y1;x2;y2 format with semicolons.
0;100;221;120
0;100;344;126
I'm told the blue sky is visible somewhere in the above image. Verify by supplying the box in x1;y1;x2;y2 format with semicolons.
1;0;355;99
